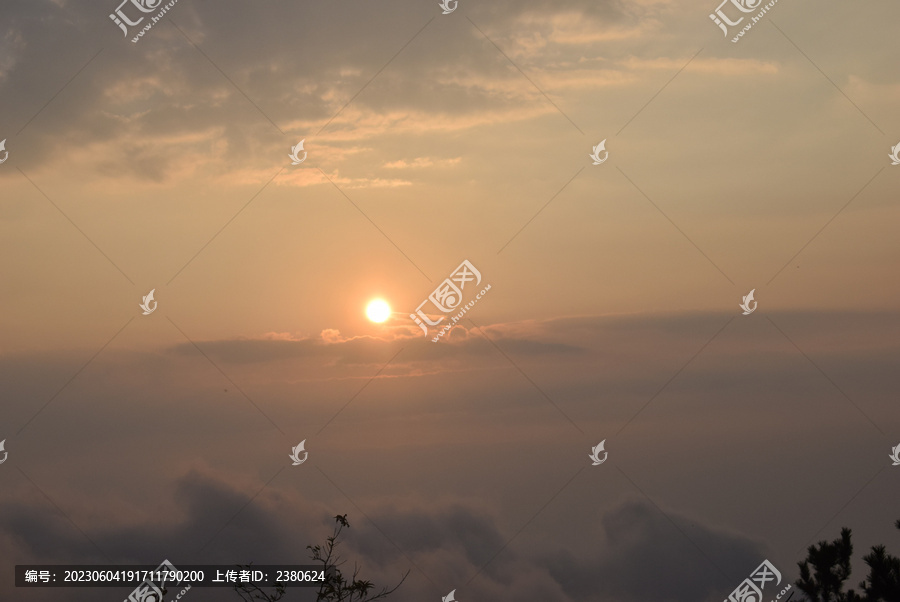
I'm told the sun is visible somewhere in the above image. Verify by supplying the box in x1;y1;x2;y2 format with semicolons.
365;299;391;323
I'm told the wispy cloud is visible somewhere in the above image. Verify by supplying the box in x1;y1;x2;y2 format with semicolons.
383;156;462;169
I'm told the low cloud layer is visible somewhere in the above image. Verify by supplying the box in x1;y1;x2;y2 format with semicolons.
1;468;768;602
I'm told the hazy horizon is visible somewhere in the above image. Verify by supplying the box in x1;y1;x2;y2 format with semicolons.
1;0;899;600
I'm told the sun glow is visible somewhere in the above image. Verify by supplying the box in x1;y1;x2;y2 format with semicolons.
365;299;391;323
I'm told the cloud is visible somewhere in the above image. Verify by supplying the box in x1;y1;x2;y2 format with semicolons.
275;167;414;189
620;56;780;76
0;469;769;602
158;310;900;386
0;0;793;187
384;157;435;169
383;157;462;169
0;309;896;602
0;469;321;566
543;500;766;602
165;317;585;366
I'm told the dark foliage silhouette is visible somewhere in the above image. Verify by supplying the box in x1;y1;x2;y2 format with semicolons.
234;514;408;602
797;519;900;602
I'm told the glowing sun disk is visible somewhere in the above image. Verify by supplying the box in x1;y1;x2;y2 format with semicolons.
366;299;391;323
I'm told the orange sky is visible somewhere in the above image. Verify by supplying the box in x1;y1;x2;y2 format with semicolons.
1;1;899;601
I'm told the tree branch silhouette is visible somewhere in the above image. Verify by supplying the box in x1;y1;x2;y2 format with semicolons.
233;514;408;602
797;519;900;602
307;514;408;602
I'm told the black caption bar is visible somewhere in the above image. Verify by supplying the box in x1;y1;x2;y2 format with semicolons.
16;565;332;588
